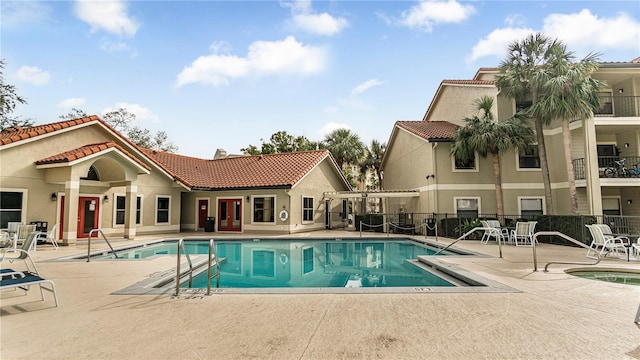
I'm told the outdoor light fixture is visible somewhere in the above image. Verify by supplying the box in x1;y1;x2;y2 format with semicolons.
246;196;250;202
425;174;435;180
619;89;624;94
104;195;109;203
628;200;633;205
51;193;57;201
624;143;630;148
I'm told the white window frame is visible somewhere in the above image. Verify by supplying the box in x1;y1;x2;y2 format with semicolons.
0;188;28;227
113;194;143;227
516;145;541;171
451;152;479;172
517;197;545;217
602;196;621;216
302;196;314;223
155;195;171;225
454;197;480;218
251;249;276;279
251;195;276;224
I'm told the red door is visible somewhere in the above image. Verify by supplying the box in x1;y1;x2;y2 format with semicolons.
77;197;100;238
59;196;65;240
198;200;209;230
217;199;242;231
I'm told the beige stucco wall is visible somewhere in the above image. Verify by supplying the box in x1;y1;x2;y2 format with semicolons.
423;85;497;125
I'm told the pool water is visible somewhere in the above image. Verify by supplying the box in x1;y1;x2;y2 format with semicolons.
104;239;461;288
568;270;640;286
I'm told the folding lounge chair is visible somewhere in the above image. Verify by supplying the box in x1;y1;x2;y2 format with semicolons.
585;224;628;259
511;222;533;246
1;233;58;307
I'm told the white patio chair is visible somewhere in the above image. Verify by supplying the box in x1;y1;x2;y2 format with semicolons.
585;224;628;259
511;222;533;246
34;224;59;250
480;220;509;244
13;224;37;250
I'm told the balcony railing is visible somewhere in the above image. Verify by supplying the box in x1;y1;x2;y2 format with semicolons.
573;156;640;179
594;95;640;117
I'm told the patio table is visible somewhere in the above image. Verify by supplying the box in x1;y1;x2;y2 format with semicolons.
607;233;639;261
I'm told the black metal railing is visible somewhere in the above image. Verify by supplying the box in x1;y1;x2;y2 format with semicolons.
353;212;640;247
594;95;640;117
573;156;640;179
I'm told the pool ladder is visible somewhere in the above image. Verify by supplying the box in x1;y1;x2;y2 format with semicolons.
87;229;119;262
174;239;220;296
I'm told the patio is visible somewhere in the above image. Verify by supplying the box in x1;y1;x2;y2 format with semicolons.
1;230;639;360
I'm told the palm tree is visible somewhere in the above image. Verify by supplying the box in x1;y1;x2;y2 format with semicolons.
323;128;365;170
531;49;605;214
451;96;535;220
359;140;386;189
495;33;565;214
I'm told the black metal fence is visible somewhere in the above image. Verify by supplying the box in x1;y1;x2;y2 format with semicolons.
350;212;640;247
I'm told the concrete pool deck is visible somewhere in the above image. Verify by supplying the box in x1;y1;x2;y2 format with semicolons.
1;231;639;360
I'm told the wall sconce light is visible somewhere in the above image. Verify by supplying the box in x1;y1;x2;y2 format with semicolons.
425;174;435;180
246;196;250;202
628;200;633;205
51;193;57;201
624;143;630;148
618;89;624;94
104;195;109;203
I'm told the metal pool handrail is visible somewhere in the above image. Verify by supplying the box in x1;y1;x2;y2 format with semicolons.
87;229;119;262
531;231;600;272
175;238;220;296
433;227;504;258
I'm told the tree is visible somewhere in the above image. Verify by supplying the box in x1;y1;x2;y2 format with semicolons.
451;96;535;220
531;49;605;214
241;131;319;155
323;128;365;170
0;59;33;130
359;139;386;190
495;33;564;214
59;107;178;152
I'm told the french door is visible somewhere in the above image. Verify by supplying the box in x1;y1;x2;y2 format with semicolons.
218;199;241;232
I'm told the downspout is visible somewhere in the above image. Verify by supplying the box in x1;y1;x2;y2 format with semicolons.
432;142;439;214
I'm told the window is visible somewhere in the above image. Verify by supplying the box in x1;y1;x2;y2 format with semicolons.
302;247;314;274
81;165;100;181
602;198;621;216
156;196;170;224
115;195;142;225
518;145;540;169
454;153;476;170
302;197;314;222
456;198;478;218
515;100;532;114
597;144;617;168
520;198;543;219
253;196;275;223
0;191;23;228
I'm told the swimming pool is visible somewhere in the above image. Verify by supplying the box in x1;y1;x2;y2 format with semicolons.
566;268;640;286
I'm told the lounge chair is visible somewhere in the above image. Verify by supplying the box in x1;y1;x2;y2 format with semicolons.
585;224;628;259
0;233;58;307
13;224;37;250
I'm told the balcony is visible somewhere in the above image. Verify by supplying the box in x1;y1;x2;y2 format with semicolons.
573;156;640;180
594;95;640;117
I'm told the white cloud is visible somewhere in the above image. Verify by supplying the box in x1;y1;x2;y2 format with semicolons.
282;0;348;36
398;0;476;32
16;65;50;85
0;1;51;29
542;9;640;50
469;9;640;62
102;102;159;122
468;27;534;62
57;97;86;108
176;36;327;87
351;79;384;95
74;0;139;36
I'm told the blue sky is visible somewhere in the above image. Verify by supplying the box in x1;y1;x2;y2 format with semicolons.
3;0;639;158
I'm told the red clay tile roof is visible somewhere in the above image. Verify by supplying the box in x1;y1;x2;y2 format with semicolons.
35;142;151;171
632;57;640;63
396;121;458;141
142;149;343;190
441;79;495;86
0;116;102;145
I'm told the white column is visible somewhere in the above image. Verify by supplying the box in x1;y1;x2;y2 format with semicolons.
123;182;138;239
